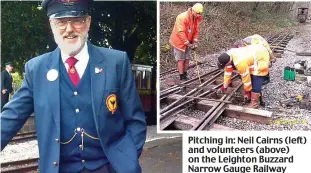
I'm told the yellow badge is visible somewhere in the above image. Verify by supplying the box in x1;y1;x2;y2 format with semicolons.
70;68;76;74
106;94;117;114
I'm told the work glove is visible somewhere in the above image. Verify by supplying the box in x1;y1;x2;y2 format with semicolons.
217;85;227;94
244;91;251;102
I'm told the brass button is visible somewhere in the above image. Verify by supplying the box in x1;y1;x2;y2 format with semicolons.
55;138;59;142
53;162;58;166
74;91;78;95
79;145;82;148
82;160;85;163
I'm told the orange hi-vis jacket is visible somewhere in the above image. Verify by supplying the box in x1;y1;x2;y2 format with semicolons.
243;34;273;55
169;8;203;52
223;45;270;91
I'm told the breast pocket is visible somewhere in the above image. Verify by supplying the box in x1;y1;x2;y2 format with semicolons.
103;89;121;116
99;89;124;135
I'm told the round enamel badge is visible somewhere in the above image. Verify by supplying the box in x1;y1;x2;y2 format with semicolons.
47;69;58;81
106;94;117;114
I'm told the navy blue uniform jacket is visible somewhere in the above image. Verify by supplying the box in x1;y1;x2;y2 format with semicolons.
1;42;147;173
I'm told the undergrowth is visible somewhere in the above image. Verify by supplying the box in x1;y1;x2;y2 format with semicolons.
160;2;299;72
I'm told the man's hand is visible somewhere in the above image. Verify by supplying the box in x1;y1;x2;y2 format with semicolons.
190;44;198;50
270;54;276;63
244;91;251;102
2;89;7;94
187;43;194;48
217;85;227;94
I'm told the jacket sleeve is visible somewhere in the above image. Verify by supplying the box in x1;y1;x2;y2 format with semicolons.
193;16;203;43
223;65;233;88
1;71;6;90
193;29;199;43
119;52;147;158
1;62;34;150
8;75;13;94
176;15;190;45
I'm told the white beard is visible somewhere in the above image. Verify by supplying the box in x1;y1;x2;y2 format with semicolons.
52;30;88;56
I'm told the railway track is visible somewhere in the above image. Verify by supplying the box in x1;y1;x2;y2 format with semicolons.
160;60;216;79
1;158;39;173
160;31;293;131
160;31;294;77
11;131;37;143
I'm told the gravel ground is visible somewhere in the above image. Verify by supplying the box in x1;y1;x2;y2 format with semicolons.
0;126;181;163
160;21;311;131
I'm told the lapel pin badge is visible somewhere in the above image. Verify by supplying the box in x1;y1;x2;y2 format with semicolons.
95;67;103;74
47;69;58;81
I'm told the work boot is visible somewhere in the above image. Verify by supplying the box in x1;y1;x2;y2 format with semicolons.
183;72;189;80
248;92;260;108
181;73;189;80
179;74;184;80
259;92;265;106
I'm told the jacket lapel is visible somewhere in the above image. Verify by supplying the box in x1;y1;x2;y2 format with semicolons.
45;48;61;133
88;43;106;121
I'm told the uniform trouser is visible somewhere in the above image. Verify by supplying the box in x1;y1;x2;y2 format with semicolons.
250;75;266;93
1;92;9;112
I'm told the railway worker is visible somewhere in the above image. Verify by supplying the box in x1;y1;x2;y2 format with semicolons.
0;0;146;173
217;45;270;108
233;34;275;84
1;62;14;112
169;3;204;80
233;34;276;63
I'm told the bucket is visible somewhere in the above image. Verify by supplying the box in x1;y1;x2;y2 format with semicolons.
289;68;296;81
284;66;290;80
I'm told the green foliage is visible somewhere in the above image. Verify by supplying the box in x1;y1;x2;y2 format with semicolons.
1;1;156;77
1;1;51;75
12;72;23;85
11;72;23;92
89;1;156;63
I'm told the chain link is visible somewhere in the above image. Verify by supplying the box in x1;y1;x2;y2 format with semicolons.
60;128;99;145
60;131;78;145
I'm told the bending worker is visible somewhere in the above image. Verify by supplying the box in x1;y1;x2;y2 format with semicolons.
234;34;276;62
169;3;203;80
233;34;275;84
217;45;270;108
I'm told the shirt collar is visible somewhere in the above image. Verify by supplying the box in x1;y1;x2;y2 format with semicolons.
61;42;88;63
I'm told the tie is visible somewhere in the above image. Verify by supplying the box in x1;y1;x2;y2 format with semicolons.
66;57;80;87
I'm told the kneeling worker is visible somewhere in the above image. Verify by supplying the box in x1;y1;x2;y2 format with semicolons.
217;45;270;108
